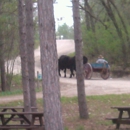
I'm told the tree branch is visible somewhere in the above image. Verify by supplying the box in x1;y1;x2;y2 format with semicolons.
79;4;108;29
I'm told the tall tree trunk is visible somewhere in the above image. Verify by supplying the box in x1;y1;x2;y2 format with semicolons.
0;2;7;91
72;0;89;119
25;0;37;111
0;49;7;91
38;0;64;130
18;0;31;113
84;0;95;32
84;0;91;30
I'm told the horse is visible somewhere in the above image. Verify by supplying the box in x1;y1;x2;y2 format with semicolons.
58;55;71;77
58;55;88;78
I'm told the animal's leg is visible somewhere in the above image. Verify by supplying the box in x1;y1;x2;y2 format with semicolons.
58;67;61;77
70;68;73;78
70;67;75;78
71;72;74;77
64;69;66;77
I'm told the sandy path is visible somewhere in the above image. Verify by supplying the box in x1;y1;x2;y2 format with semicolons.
1;77;130;103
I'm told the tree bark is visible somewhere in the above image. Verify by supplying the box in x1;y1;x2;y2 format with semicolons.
84;0;91;30
84;0;95;32
0;50;7;91
18;0;31;113
72;0;89;119
0;2;7;91
38;0;64;130
25;0;37;111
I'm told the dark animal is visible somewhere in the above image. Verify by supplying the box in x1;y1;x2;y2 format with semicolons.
58;55;88;78
58;55;70;77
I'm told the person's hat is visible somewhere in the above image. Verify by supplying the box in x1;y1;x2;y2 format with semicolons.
98;55;104;59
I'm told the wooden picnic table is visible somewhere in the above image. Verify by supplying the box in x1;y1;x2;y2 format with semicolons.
0;112;44;129
106;106;130;129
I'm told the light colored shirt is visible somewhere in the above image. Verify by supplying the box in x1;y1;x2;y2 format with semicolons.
96;58;108;64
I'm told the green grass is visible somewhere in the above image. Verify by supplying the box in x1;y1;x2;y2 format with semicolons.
0;87;42;97
0;89;23;96
0;73;42;97
61;96;78;103
87;94;130;105
1;94;129;108
1;94;130;129
75;126;85;130
0;100;23;107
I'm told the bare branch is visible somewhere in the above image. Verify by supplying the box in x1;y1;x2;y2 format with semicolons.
79;4;108;29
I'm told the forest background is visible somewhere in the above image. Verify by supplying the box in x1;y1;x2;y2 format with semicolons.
0;0;130;91
58;0;130;73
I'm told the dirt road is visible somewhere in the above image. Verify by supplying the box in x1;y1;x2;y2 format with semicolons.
60;76;130;97
1;76;129;103
1;39;130;103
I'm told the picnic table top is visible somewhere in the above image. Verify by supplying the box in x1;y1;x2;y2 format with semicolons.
111;106;130;109
0;112;43;115
0;106;37;109
0;107;24;109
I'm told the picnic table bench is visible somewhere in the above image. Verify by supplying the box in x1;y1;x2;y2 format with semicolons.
106;106;130;129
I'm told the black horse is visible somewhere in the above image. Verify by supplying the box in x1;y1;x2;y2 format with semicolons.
58;55;70;77
58;55;88;78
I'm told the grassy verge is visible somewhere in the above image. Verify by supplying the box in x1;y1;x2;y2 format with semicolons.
0;74;42;97
0;94;130;129
0;87;42;97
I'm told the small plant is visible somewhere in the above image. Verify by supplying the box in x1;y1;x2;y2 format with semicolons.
64;127;69;130
76;126;85;130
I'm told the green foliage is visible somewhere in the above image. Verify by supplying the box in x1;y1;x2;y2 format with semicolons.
11;74;22;87
0;0;39;60
4;74;22;92
0;1;39;91
56;23;74;39
81;0;130;70
0;0;19;59
82;23;122;63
